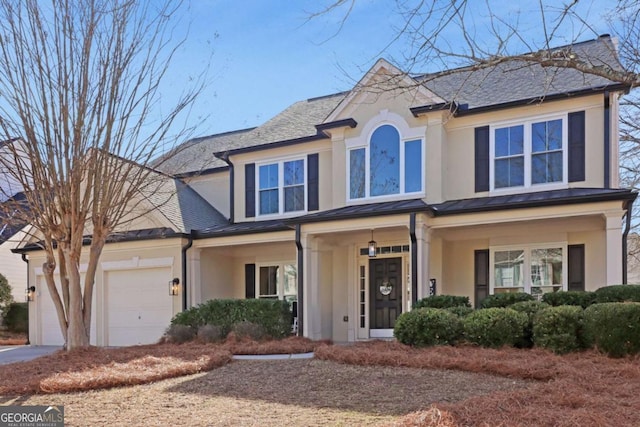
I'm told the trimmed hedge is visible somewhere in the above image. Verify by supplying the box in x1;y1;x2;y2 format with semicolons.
594;285;640;303
533;305;587;354
462;308;528;348
541;291;596;308
584;302;640;357
480;292;534;308
170;299;292;339
394;308;463;347
444;306;474;318
414;295;471;309
3;302;28;333
509;300;550;348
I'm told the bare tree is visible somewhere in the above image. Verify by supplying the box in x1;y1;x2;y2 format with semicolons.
0;0;205;350
316;0;640;195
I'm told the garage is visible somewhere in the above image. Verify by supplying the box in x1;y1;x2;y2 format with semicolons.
37;274;96;346
105;267;173;346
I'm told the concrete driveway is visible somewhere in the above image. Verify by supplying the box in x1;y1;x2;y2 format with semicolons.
0;345;61;365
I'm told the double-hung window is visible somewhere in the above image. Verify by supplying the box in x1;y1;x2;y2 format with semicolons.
491;244;566;298
258;158;305;216
348;124;424;200
257;263;297;304
491;116;566;191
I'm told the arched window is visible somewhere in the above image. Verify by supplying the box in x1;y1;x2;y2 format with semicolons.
348;121;424;201
370;125;400;196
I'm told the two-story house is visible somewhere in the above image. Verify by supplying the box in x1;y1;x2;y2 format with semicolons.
16;35;636;346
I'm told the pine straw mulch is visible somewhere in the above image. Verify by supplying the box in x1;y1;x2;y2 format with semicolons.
0;330;27;345
0;336;320;395
316;340;640;427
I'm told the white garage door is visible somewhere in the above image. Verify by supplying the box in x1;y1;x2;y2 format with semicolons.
106;267;173;346
38;275;96;346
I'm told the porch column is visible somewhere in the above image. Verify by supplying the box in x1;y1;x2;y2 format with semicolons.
605;212;624;285
415;223;431;301
301;233;322;339
188;248;201;307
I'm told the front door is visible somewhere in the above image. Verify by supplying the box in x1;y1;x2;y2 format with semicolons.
370;257;403;330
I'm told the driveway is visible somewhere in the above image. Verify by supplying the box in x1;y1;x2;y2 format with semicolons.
0;345;61;365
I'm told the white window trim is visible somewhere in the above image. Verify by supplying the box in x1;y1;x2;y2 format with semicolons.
345;110;426;203
255;261;297;300
255;156;307;218
489;113;568;195
489;242;568;296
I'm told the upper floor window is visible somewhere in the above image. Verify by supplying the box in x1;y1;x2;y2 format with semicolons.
491;117;566;191
348;124;424;200
258;158;305;216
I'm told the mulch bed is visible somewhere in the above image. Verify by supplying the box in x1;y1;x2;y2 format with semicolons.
317;340;640;427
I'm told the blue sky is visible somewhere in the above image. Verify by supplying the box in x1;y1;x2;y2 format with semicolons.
163;0;613;138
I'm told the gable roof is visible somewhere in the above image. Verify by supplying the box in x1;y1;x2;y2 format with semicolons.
159;35;625;176
154;93;346;176
0;192;28;245
415;35;625;114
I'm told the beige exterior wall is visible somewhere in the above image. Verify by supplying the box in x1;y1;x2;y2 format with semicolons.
0;229;28;302
444;95;607;201
25;238;184;345
185;171;231;219
231;140;332;223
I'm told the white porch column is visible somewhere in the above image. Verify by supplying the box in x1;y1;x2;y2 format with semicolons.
415;223;431;301
605;212;624;285
301;233;322;340
188;248;201;307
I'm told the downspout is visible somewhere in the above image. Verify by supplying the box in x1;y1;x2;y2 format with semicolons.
181;233;194;311
409;213;418;305
219;153;235;223
295;224;304;337
623;201;633;284
604;91;611;189
21;253;30;345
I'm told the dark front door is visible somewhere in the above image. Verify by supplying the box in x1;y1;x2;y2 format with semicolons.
370;257;403;329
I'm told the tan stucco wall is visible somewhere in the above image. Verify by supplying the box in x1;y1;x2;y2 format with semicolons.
442;239;488;306
231;139;332;223
0;229;28;302
444;95;606;201
25;238;184;346
570;230;607;291
199;250;237;301
186;171;231;219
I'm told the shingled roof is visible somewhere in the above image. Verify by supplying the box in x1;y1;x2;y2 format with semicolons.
158;35;625;176
417;35;624;113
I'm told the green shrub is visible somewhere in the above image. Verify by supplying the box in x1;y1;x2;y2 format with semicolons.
231;321;268;341
164;324;195;343
462;308;528;348
509;300;550;348
594;285;640;303
541;291;596;308
414;295;471;309
171;298;292;339
394;308;463;347
444;306;474;318
3;302;27;333
480;292;534;308
583;302;640;357
197;324;224;343
533;305;587;354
